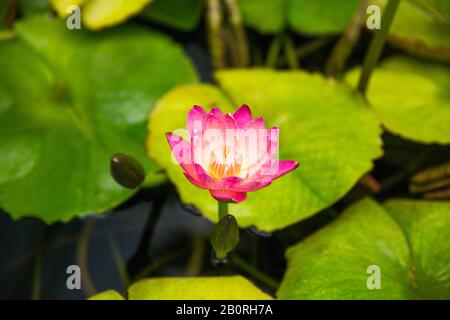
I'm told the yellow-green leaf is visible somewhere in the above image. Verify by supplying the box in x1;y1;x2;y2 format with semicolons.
373;0;450;62
90;276;272;300
89;290;125;300
277;198;450;299
346;56;450;144
83;0;152;30
148;69;382;231
51;0;85;17
50;0;152;30
129;276;272;300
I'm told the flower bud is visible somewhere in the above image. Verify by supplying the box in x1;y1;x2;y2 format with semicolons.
110;153;145;189
210;214;239;260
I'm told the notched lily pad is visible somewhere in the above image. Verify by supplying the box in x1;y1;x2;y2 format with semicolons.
277;197;450;299
147;69;382;231
0;16;197;223
373;0;450;62
346;56;450;144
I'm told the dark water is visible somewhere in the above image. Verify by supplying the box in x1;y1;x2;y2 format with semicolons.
0;192;213;299
0;187;303;299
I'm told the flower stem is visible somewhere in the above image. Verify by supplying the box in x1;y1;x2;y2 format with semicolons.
218;201;228;220
357;0;400;95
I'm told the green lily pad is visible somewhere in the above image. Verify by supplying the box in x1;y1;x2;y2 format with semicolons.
0;16;197;223
90;276;272;300
141;0;202;31
288;0;361;35
19;0;52;15
277;197;450;299
148;69;382;231
346;56;450;144
239;0;361;35
89;290;125;300
374;0;450;62
51;0;152;30
239;0;286;34
50;0;85;16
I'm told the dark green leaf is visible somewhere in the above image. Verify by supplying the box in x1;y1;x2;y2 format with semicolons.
0;16;197;223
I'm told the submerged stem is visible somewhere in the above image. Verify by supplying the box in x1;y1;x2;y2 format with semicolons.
283;35;299;69
266;34;283;68
32;225;45;300
187;235;205;276
224;0;249;67
207;0;225;69
231;254;279;290
76;219;97;297
357;0;400;95
326;0;368;78
106;228;130;296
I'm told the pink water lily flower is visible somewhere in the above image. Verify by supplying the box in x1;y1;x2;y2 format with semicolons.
166;105;298;203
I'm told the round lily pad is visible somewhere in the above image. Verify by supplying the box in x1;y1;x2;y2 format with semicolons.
239;0;286;34
51;0;152;30
89;290;125;300
239;0;361;35
277;197;450;299
288;0;361;35
0;16;197;223
89;276;272;300
141;0;202;31
147;69;382;231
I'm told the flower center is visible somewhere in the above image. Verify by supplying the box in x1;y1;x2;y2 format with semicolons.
208;147;241;179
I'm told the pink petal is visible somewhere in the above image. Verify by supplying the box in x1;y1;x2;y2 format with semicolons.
224;113;237;130
166;132;198;179
209;106;224;118
184;164;218;189
166;132;192;165
233;104;252;128
217;176;244;189
187;105;208;136
267;160;299;180
235;175;273;192
204;110;236;132
216;175;272;193
242;117;266;130
241;127;279;177
193;163;217;188
184;172;208;189
210;190;247;203
204;112;222;132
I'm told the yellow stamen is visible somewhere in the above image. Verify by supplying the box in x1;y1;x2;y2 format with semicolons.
208;147;241;179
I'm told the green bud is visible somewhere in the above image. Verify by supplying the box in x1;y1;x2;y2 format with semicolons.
110;153;145;189
210;214;240;260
